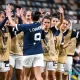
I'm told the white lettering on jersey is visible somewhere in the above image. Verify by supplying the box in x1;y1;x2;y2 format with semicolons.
29;26;41;32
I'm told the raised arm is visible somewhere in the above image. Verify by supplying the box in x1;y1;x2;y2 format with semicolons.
16;8;22;24
55;6;64;29
6;5;16;27
18;17;22;24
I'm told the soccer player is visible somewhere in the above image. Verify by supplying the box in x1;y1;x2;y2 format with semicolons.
7;8;24;80
19;8;35;80
41;16;51;80
56;18;69;80
56;17;78;80
0;11;11;80
63;19;79;80
51;13;59;27
41;6;64;80
6;5;44;80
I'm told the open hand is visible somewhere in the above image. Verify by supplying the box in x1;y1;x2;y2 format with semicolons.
59;6;64;14
6;4;12;17
16;8;21;17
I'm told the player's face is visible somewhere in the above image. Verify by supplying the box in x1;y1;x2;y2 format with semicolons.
42;18;51;30
26;11;32;21
51;17;59;26
0;13;5;22
60;20;69;31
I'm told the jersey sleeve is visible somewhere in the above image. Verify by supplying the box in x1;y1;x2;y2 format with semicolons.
71;29;80;39
16;24;31;32
41;30;45;39
71;29;77;38
50;26;58;32
76;31;80;39
61;35;64;45
50;26;59;35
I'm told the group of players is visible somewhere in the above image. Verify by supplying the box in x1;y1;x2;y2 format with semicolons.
0;4;80;80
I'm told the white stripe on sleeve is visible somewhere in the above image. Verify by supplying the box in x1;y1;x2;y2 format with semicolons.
16;24;19;31
76;31;79;38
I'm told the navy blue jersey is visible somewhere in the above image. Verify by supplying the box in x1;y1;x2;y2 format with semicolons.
50;26;60;36
50;26;65;43
16;22;43;55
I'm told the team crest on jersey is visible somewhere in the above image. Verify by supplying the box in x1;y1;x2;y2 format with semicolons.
0;47;7;54
43;37;50;53
43;46;50;53
0;33;8;55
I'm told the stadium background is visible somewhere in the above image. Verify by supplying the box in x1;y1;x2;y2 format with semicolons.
0;0;80;80
0;0;80;28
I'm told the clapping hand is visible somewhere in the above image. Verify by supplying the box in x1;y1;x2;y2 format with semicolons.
6;4;12;17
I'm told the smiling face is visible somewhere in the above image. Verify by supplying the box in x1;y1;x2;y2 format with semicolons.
26;10;32;22
51;17;59;26
60;19;69;31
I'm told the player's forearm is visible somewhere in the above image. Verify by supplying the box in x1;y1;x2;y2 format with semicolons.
56;13;64;29
59;6;64;24
8;16;16;27
63;42;70;48
63;44;68;48
60;13;64;24
18;17;22;24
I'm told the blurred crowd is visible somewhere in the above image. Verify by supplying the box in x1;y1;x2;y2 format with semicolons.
0;0;80;23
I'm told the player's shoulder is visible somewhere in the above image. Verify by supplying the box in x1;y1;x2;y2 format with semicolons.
70;29;77;34
71;29;77;38
72;29;77;35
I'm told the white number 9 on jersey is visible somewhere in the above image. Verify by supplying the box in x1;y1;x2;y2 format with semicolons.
34;33;41;41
